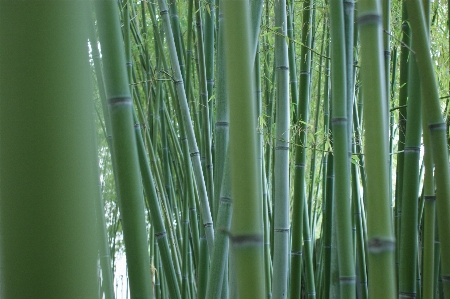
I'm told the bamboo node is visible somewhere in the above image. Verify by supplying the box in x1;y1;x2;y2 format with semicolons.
428;122;446;131
190;151;200;157
424;195;436;202
159;9;169;16
274;228;290;233
230;234;264;247
215;121;229;127
404;146;420;153
291;251;302;256
339;276;356;284
442;275;450;282
108;96;132;106
357;13;381;26
155;231;167;239
331;117;347;125
398;291;416;298
367;237;395;253
276;66;289;71
275;146;289;151
219;197;232;204
203;222;213;228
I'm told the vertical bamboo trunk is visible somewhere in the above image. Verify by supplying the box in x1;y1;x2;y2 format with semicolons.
156;0;215;253
0;2;99;298
395;5;410;283
398;53;422;299
406;1;450;297
357;0;396;298
272;0;291;297
329;1;356;298
223;0;265;297
290;1;314;298
94;1;155;298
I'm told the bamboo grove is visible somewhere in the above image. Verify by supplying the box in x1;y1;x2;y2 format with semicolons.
1;0;450;298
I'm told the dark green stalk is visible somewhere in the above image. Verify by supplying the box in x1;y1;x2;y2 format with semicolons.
204;0;215;130
343;0;355;153
0;3;99;297
422;99;435;299
398;54;422;299
287;0;298;123
303;199;317;299
329;1;356;298
290;1;313;298
395;6;410;275
214;0;228;223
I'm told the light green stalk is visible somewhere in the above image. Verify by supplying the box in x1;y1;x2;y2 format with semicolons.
223;0;265;297
156;0;215;253
135;122;182;299
0;2;98;298
357;0;396;298
329;1;356;298
272;0;291;296
405;0;450;296
94;1;154;298
194;0;214;216
88;11;116;299
206;155;232;298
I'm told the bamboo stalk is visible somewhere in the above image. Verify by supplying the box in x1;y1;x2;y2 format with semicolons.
0;3;99;297
329;1;356;297
357;0;396;298
223;0;265;297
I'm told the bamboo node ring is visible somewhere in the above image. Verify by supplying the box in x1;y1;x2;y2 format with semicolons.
275;146;289;151
357;13;381;26
276;66;289;71
339;276;356;284
108;96;132;106
274;228;290;233
367;237;395;253
429;122;446;131
230;234;264;247
424;195;436;202
155;231;167;239
398;291;416;298
190;151;200;157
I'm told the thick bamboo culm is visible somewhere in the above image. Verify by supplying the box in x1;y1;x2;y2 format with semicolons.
2;1;450;299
